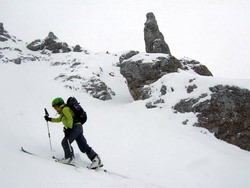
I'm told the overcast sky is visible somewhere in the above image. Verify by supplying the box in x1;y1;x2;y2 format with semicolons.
1;0;250;79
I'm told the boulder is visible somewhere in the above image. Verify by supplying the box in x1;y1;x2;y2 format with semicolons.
119;50;139;63
144;12;171;55
27;32;83;53
44;32;71;53
73;45;83;52
26;39;45;51
180;58;213;76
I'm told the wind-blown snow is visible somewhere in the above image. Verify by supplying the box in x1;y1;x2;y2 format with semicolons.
0;52;250;187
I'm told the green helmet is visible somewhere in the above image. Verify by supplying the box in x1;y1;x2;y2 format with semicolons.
52;97;64;107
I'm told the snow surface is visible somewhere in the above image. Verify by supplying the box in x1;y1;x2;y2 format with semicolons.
0;50;250;188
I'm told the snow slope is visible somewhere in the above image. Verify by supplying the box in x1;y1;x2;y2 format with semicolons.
0;51;250;188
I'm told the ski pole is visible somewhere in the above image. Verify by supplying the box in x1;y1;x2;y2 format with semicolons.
44;108;53;151
67;139;73;153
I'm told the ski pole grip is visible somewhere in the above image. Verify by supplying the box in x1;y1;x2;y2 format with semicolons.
44;108;49;116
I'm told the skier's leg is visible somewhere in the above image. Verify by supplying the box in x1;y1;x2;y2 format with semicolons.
61;137;74;159
61;125;81;159
74;125;103;168
75;126;97;161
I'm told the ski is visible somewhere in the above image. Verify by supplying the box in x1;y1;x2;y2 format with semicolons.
20;147;37;156
53;156;127;178
52;156;76;167
99;169;128;179
88;165;127;178
21;147;128;179
53;156;103;170
88;164;128;179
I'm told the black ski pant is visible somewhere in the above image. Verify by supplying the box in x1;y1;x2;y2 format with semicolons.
61;124;97;161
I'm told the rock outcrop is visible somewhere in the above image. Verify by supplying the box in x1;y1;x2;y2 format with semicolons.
174;85;250;151
119;50;139;64
53;59;116;101
0;23;40;64
120;52;212;100
144;12;171;55
82;77;115;101
27;32;71;53
179;58;213;77
0;23;21;43
27;32;85;53
0;23;11;42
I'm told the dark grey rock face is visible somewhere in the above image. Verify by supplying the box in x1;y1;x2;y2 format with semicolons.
0;23;11;42
73;45;83;52
82;77;115;101
174;85;250;151
180;58;213;76
26;39;45;51
26;32;82;53
144;12;171;55
120;53;212;101
44;32;71;53
120;55;181;100
119;50;139;64
0;23;4;32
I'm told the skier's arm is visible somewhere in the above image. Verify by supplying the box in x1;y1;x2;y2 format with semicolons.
51;115;63;123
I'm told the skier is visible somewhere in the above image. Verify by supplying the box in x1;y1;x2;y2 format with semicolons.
44;97;103;169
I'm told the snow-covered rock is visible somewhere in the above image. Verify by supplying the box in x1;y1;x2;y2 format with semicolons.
120;52;212;100
174;84;250;151
27;32;87;54
1;22;250;152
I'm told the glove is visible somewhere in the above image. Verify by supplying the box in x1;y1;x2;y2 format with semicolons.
44;116;52;122
63;127;71;138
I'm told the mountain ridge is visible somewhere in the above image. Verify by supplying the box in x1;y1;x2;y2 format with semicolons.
1;22;250;151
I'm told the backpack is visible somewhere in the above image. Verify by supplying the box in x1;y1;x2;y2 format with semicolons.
66;97;87;124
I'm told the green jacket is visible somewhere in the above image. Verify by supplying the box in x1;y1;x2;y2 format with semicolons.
51;104;79;128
